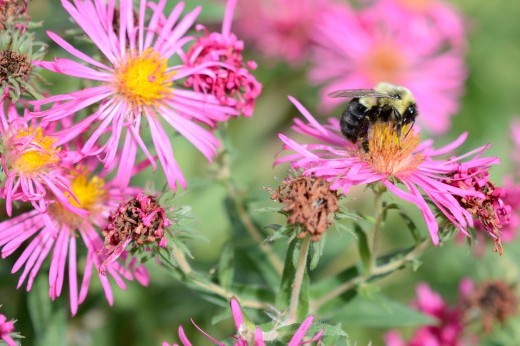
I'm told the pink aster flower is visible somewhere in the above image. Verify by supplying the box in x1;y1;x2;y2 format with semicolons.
309;3;465;134
235;0;336;65
446;166;511;254
31;0;237;189
163;298;323;345
384;282;471;346
365;0;466;49
182;0;262;116
0;312;17;346
0;95;81;216
0;162;149;315
276;97;499;245
500;180;520;243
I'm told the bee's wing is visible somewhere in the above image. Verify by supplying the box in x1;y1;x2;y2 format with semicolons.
328;89;395;99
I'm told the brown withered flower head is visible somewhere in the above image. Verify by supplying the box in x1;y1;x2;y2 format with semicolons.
463;280;518;333
0;29;45;100
270;175;339;241
0;0;28;31
100;193;170;273
446;166;511;254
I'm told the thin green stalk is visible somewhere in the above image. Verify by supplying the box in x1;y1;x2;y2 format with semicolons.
287;236;311;323
370;190;385;271
169;243;273;311
311;239;430;312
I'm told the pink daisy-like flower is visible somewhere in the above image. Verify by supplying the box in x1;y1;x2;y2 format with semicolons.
384;281;471;346
163;297;323;346
365;0;466;49
235;0;336;65
309;3;465;134
276;97;499;245
32;0;237;189
0;312;17;346
0;162;149;315
0;95;81;216
182;0;262;117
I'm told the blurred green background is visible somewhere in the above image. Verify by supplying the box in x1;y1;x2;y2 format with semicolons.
1;0;520;345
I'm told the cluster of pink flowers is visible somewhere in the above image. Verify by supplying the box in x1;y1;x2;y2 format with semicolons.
234;0;337;65
385;278;519;345
308;0;466;134
0;0;260;315
384;281;471;346
183;0;261;117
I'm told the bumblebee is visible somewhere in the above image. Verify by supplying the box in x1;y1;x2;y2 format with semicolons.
329;82;418;151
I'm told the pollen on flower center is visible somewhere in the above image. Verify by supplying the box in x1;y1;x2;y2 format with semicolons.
362;122;423;175
115;48;172;107
48;168;107;225
364;43;405;84
68;170;106;211
10;127;59;174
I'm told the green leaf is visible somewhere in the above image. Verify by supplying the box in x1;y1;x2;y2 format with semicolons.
28;275;67;346
354;223;371;272
223;196;280;288
27;274;53;338
217;243;235;289
309;239;325;271
275;321;349;344
334;294;436;328
398;211;421;242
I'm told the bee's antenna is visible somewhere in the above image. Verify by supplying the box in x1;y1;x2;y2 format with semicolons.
403;121;415;139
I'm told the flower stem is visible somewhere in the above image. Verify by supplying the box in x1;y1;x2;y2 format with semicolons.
287;236;311;323
370;190;385;271
311;238;430;312
169;242;274;311
171;242;192;274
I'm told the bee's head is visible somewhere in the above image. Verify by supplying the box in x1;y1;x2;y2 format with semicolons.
375;83;417;123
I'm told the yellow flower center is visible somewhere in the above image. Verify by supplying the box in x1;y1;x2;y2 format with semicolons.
11;127;59;175
361;122;423;175
397;0;433;12
48;168;107;226
115;48;173;108
364;43;405;85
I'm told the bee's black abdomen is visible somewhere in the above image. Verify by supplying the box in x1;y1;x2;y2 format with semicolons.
340;98;369;143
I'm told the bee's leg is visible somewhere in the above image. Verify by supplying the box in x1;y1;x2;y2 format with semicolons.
361;138;370;153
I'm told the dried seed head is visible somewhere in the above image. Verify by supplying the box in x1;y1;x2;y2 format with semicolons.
0;49;31;83
464;280;518;333
0;0;28;31
271;175;339;241
103;193;170;250
446;167;511;254
0;29;46;101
